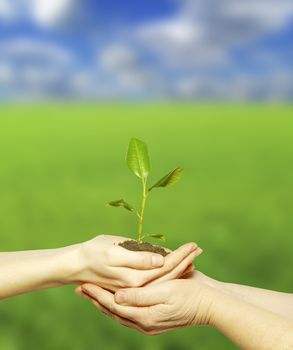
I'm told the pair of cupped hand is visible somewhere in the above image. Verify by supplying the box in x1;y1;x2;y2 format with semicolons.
75;235;207;335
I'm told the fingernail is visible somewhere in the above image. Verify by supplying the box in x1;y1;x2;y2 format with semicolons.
81;285;92;296
76;289;83;297
78;291;91;301
196;248;203;256
115;291;126;304
151;255;164;267
186;243;197;253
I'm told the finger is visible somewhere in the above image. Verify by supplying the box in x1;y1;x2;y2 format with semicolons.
175;248;201;278
180;263;194;277
109;245;165;269
140;242;198;282
91;298;144;333
77;285;143;331
180;271;195;279
151;250;199;284
81;291;168;336
182;263;195;275
158;247;202;282
162;247;172;254
115;282;171;306
89;282;119;293
144;249;198;286
81;283;138;320
156;242;197;273
75;285;82;295
77;289;93;301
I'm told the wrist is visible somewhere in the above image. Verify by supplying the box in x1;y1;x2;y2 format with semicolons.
189;281;221;328
51;244;84;285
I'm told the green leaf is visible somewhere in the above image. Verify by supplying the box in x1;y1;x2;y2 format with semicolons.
148;167;183;191
144;234;166;242
108;199;134;212
126;138;151;179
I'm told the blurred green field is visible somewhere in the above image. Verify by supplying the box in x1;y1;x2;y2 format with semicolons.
0;104;293;350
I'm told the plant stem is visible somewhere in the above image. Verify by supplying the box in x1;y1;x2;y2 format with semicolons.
137;178;148;244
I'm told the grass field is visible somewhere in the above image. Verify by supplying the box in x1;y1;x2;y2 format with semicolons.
0;104;293;350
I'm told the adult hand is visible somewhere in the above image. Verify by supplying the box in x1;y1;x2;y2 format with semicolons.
78;278;215;335
78;269;293;350
70;235;202;291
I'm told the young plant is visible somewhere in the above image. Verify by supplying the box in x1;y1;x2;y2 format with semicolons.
108;138;183;244
108;138;183;245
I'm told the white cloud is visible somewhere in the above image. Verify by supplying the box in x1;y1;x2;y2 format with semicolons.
0;38;76;99
0;38;74;64
136;17;224;68
1;0;293;101
222;1;293;28
0;62;14;84
182;0;293;44
29;0;75;27
100;44;138;72
135;0;293;69
70;70;99;98
175;69;293;101
21;66;61;87
98;44;153;92
93;0;289;100
138;18;202;48
0;0;75;27
0;0;16;21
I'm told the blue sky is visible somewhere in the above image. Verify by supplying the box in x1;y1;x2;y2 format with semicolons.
0;0;292;101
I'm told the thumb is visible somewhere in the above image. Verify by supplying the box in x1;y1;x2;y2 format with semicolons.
114;283;171;306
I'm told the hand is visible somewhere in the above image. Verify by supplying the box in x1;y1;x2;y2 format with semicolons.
68;235;202;291
77;278;216;335
181;270;218;287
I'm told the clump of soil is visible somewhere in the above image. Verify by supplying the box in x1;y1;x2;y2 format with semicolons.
118;240;169;257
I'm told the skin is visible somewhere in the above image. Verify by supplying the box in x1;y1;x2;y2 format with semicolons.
194;272;293;322
0;235;201;300
79;271;293;350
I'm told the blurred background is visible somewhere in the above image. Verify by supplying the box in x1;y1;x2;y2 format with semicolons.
1;0;293;101
0;1;293;350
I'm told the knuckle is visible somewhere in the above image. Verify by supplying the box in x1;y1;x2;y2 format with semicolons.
117;278;128;288
109;245;118;257
123;277;135;288
134;275;147;287
135;311;146;323
114;273;128;288
134;290;143;304
104;247;113;261
127;289;141;305
128;280;140;288
140;253;151;268
162;258;173;271
125;274;142;288
108;303;118;314
141;319;154;332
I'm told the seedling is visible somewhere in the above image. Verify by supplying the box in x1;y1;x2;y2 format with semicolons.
108;138;183;246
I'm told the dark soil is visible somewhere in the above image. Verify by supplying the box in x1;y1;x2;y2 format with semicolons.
118;240;169;257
